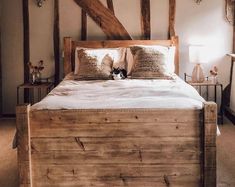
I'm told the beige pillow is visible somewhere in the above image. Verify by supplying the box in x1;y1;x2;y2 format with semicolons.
129;45;174;79
74;48;126;76
76;49;112;80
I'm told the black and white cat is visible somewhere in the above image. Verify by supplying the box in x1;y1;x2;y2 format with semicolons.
111;68;127;80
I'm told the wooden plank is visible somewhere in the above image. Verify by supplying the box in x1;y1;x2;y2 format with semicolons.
16;104;31;187
31;150;200;164
168;0;176;38
31;122;200;138
107;0;114;14
31;137;200;152
203;102;217;187
32;164;200;187
63;37;72;76
22;0;30;100
74;0;132;40
81;9;87;41
32;176;200;187
30;109;201;124
54;0;60;85
140;0;151;40
72;39;174;48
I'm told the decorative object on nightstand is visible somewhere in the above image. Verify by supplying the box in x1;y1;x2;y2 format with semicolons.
209;66;218;84
28;60;44;85
189;45;207;83
184;73;224;124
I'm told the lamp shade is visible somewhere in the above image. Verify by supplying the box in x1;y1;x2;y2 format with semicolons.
189;45;207;64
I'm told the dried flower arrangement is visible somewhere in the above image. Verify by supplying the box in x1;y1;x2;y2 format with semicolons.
28;60;44;84
28;60;44;72
210;66;218;84
210;66;218;77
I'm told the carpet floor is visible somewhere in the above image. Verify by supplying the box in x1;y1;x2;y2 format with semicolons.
0;118;235;187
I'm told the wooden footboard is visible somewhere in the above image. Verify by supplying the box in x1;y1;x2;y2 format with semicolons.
16;102;217;187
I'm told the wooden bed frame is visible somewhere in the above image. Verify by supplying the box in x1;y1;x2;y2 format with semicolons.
16;37;217;187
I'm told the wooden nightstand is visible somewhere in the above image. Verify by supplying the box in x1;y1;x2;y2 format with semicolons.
17;82;54;105
184;73;224;124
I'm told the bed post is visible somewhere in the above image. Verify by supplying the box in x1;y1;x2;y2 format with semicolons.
171;36;179;75
203;102;217;187
16;104;32;187
64;37;72;77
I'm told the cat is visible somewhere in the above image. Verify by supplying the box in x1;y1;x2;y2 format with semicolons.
111;68;127;80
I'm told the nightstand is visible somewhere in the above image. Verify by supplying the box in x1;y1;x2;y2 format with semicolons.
17;82;54;105
184;73;224;124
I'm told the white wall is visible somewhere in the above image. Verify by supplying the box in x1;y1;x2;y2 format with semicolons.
0;0;233;114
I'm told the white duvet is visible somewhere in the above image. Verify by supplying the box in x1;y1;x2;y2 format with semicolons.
32;74;205;110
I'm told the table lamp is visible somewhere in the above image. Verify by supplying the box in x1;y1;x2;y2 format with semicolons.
189;45;207;83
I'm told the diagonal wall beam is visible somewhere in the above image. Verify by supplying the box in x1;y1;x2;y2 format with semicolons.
74;0;132;40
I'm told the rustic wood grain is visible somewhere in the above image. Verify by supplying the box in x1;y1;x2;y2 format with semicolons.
140;0;151;40
172;36;179;75
31;137;200;152
63;37;72;76
107;0;114;14
64;38;180;76
16;104;31;187
54;0;60;85
203;102;217;187
169;0;176;38
81;9;87;41
22;0;30;100
74;0;132;40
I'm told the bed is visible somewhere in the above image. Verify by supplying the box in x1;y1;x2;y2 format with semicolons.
16;37;217;187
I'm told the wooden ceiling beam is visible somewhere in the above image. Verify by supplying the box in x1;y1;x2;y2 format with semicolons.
140;0;151;40
74;0;132;40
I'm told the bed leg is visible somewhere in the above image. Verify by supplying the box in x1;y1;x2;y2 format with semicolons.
203;102;217;187
16;104;32;187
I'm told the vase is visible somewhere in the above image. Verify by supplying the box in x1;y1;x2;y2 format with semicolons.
31;71;41;85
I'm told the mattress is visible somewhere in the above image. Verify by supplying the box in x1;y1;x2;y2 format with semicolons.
32;73;205;110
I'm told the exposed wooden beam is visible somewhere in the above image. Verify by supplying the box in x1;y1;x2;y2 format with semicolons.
140;0;151;40
54;0;60;85
22;0;30;101
74;0;132;40
168;0;176;39
107;0;114;14
81;9;87;41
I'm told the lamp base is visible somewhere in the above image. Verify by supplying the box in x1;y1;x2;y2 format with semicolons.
192;64;205;83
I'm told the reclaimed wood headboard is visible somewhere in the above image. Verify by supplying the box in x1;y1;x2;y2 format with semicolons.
63;36;179;77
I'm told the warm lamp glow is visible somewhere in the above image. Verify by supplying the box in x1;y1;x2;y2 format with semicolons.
189;45;207;83
189;45;207;64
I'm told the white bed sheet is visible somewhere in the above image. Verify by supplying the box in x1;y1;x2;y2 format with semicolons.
32;73;205;110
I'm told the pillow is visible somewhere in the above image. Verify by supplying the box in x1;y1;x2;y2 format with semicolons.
76;48;126;80
129;45;175;79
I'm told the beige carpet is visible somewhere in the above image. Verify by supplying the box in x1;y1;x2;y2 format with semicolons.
0;118;235;187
